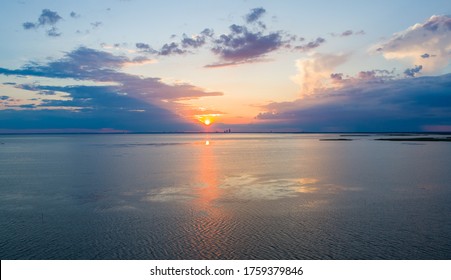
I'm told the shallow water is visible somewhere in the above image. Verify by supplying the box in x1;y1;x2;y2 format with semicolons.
0;133;450;259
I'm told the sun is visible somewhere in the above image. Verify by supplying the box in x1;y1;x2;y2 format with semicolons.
195;114;219;126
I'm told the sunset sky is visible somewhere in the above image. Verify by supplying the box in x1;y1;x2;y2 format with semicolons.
1;0;450;132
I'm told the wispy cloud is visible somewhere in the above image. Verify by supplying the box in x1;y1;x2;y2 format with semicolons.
69;11;80;18
331;30;365;37
294;37;326;52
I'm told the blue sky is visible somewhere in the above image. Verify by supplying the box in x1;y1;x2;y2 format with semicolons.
1;0;450;132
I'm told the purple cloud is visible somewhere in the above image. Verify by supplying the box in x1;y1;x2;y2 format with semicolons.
0;47;223;101
331;29;365;37
136;42;151;49
341;30;353;36
294;37;326;51
330;73;343;81
134;7;291;66
0;47;225;132
245;7;266;23
159;42;186;56
211;25;284;63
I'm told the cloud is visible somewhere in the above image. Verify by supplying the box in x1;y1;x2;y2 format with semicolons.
291;53;349;96
256;73;451;132
38;9;62;25
294;37;326;51
181;34;207;48
211;24;285;64
159;42;186;56
137;29;212;56
136;42;150;50
22;22;36;30
134;8;291;66
91;21;102;29
376;15;451;72
70;11;80;18
135;42;157;54
47;27;61;37
0;87;195;132
341;30;353;37
0;47;224;131
330;30;365;37
245;7;266;23
22;9;63;37
404;65;423;77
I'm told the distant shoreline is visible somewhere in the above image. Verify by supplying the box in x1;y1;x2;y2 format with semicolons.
1;131;451;135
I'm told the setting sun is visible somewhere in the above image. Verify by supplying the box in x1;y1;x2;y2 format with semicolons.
195;114;220;126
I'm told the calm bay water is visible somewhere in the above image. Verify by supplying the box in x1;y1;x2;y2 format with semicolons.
0;133;450;259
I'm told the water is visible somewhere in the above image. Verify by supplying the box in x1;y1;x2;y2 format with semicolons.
0;133;450;259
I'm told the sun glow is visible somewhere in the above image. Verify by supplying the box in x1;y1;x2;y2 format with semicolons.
195;113;221;126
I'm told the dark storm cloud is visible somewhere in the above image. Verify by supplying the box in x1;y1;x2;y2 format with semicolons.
256;74;451;132
181;34;207;48
0;87;196;132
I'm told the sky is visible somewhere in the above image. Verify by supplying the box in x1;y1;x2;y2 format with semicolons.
1;0;451;133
